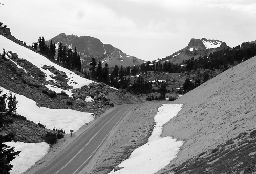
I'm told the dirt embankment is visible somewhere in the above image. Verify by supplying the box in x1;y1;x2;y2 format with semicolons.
157;56;256;173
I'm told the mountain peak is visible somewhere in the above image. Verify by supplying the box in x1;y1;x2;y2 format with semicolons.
162;37;229;64
188;38;206;50
188;38;225;50
49;33;144;68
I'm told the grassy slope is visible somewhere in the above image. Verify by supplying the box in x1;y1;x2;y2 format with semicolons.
158;56;256;173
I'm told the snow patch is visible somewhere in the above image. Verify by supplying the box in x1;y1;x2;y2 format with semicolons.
189;47;194;51
109;104;183;174
85;96;94;102
5;142;49;174
0;87;94;132
172;52;181;57
202;40;222;49
45;84;73;97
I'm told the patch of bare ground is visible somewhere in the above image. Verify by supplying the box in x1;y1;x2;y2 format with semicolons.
80;101;167;174
157;56;256;173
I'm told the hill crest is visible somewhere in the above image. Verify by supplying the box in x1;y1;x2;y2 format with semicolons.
50;33;144;68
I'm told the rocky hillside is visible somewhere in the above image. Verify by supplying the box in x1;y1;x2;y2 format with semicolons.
49;33;144;68
158;55;256;173
0;34;141;143
162;38;229;64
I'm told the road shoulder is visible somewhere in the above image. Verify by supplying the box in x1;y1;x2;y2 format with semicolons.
25;107;115;174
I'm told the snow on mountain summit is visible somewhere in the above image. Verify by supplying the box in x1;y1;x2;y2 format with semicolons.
162;38;228;64
201;38;223;49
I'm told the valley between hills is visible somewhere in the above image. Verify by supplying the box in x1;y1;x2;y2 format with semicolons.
1;21;256;174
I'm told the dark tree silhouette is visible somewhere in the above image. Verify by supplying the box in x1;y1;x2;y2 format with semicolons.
89;58;97;79
0;90;20;173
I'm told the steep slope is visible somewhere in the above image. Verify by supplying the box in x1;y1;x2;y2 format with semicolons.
50;33;144;68
163;38;229;64
158;55;256;173
101;48;144;67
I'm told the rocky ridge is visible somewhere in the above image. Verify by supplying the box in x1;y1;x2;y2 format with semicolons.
162;38;229;64
50;33;144;68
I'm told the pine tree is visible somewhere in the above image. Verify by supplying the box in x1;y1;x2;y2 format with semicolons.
7;94;17;114
89;58;97;79
0;92;6;113
32;43;38;51
102;63;110;84
0;136;20;174
0;90;20;173
66;48;73;69
49;40;56;60
57;42;63;63
96;61;103;82
110;65;119;87
183;78;195;93
73;47;81;71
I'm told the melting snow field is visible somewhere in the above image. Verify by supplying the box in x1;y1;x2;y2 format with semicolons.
0;87;94;133
4;142;49;174
109;104;183;174
0;35;93;94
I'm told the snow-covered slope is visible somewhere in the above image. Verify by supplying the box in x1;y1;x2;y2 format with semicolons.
1;87;94;132
4;142;49;174
0;35;93;96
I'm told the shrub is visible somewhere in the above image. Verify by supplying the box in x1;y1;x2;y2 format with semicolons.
42;89;57;98
43;129;65;145
43;132;57;145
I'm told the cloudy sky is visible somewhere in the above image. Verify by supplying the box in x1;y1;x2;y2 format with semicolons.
0;0;256;60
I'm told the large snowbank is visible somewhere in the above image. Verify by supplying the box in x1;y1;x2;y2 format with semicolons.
0;35;93;93
5;142;49;174
0;87;94;132
109;104;183;174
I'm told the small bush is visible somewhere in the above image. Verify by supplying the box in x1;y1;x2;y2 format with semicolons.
66;100;73;106
43;132;57;145
44;129;65;145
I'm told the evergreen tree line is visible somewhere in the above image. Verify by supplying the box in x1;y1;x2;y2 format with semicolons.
88;58;151;92
184;42;256;72
32;37;81;71
140;61;182;73
137;41;256;74
0;90;19;174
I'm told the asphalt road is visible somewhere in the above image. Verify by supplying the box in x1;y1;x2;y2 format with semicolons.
35;105;134;174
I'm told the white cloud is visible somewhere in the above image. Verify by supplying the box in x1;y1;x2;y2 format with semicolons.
1;0;256;60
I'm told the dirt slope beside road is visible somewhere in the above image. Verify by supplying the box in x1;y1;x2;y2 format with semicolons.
83;101;166;174
158;56;256;173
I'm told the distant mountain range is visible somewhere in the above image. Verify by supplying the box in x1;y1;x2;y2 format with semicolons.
161;38;229;64
49;33;144;68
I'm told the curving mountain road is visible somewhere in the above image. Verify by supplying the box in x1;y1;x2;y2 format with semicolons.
35;105;135;174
